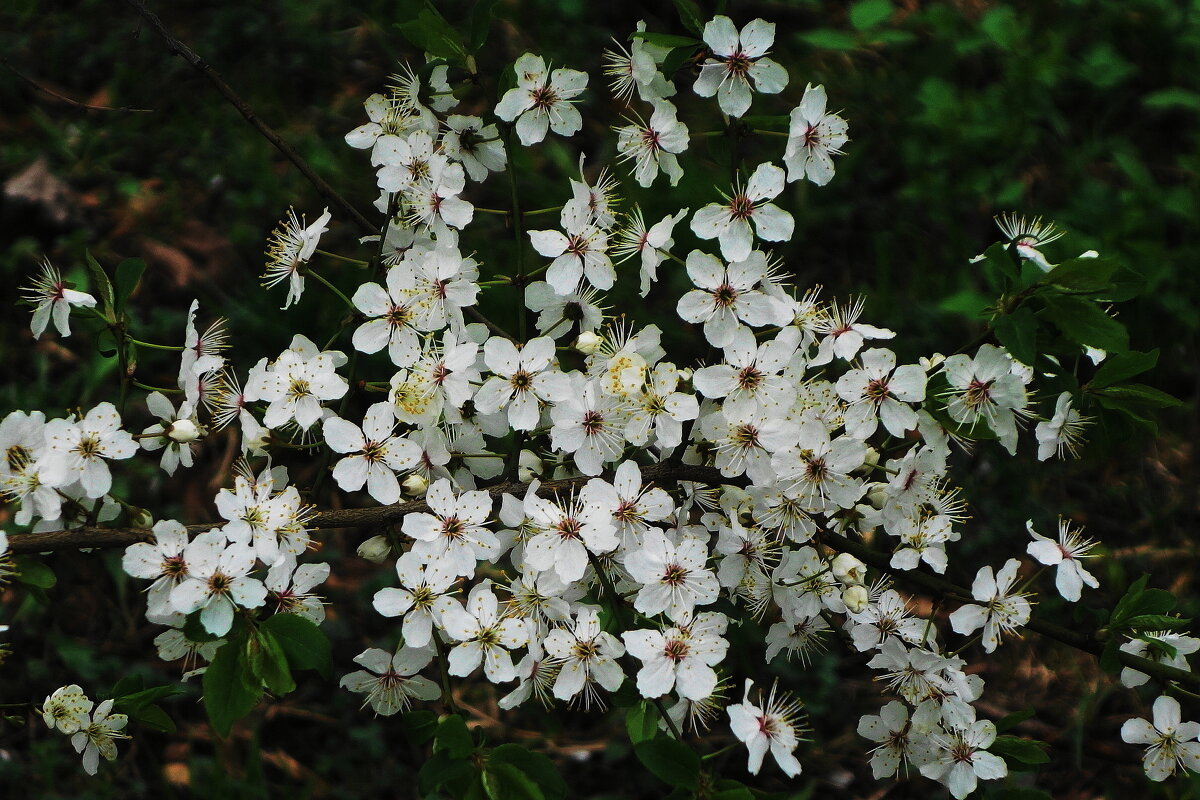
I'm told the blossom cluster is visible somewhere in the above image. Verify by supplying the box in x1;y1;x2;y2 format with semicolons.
5;11;1193;794
40;685;129;775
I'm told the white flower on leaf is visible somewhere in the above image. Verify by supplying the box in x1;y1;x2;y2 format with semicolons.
169;530;267;636
691;162;794;263
727;679;806;777
140;392;204;476
692;16;788;118
441;115;507;182
372;552;460;648
1035;391;1090;461
784;84;849;186
1025;518;1098;602
71;699;129;776
22;258;97;340
403;478;498;577
622;614;728;701
940;344;1029;455
495;53;588;146
42;684;94;734
529;203;614;295
1121;695;1200;781
948;559;1032;653
676;250;792;347
543;606;626;705
441;580;529;683
122;519;193;624
615;100;689;188
836;348;927;439
339;646;441;716
261;207;331;309
522;490;618;584
612;207;688;297
42;403;137;499
265;558;329;623
857;700;938;779
919;718;1007;799
323;403;421;505
474;336;570;431
624;530;719;622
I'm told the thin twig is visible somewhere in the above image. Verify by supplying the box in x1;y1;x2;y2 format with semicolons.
1;56;152;112
121;0;375;235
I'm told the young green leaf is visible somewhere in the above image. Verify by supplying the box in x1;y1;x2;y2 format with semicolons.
203;641;261;737
258;612;331;678
634;737;700;790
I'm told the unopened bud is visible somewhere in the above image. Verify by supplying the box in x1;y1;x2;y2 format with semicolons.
831;553;868;586
573;331;603;355
402;473;429;496
919;353;945;371
842;584;870;613
130;508;154;529
166;418;204;443
517;449;543;483
356;534;392;563
867;486;889;509
853;446;879;476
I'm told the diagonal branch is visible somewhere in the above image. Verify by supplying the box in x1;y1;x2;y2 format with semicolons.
122;0;376;236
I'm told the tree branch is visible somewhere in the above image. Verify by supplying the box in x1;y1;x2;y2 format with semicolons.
122;0;376;236
8;462;1197;690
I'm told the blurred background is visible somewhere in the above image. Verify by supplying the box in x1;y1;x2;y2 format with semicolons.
1;0;1198;797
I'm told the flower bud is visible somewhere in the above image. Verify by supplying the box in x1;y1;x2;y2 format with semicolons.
573;331;603;355
853;446;879;476
130;508;154;529
831;553;868;586
866;486;889;509
919;353;945;371
842;584;870;614
356;534;391;563
402;473;429;496
517;449;543;482
166;418;204;443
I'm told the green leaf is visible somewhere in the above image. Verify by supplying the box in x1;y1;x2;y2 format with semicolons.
203;640;261;737
990;735;1050;765
671;0;705;37
980;5;1020;50
129;703;176;733
1040;294;1128;352
799;30;859;50
1090;349;1159;389
994;708;1035;734
404;709;439;746
489;744;567;800
183;611;221;643
937;289;991;319
396;8;466;61
662;45;699;77
626;701;660;745
1042;257;1119;292
434;714;475;759
467;0;499;53
982;241;1020;282
634;737;700;790
994;306;1038;366
418;751;478;796
1125;614;1192;631
258;613;331;678
1099;637;1123;674
256;630;296;696
1110;574;1151;624
116;685;184;710
1143;87;1200;112
84;250;116;321
483;762;544;800
631;32;702;49
1092;383;1182;409
13;556;56;589
849;0;893;30
113;257;146;316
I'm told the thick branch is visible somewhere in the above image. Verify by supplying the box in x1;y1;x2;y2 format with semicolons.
8;462;1197;690
123;0;376;236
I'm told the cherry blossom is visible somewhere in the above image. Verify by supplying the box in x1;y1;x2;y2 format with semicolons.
692;16;788;117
